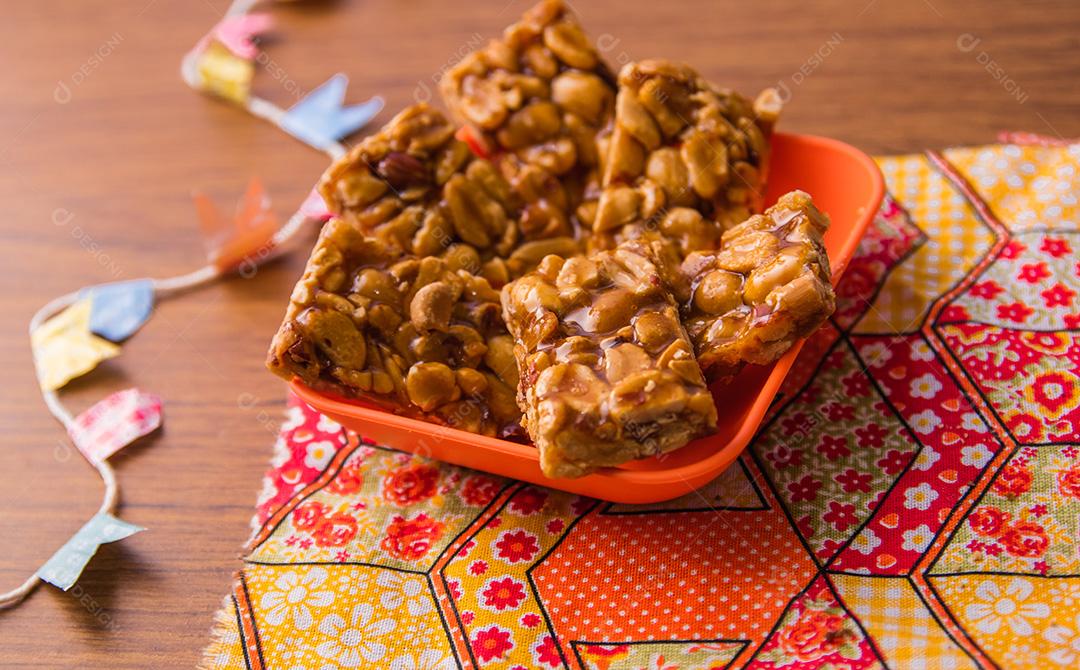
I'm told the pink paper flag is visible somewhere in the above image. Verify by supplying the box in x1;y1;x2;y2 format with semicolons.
68;389;163;463
196;13;273;60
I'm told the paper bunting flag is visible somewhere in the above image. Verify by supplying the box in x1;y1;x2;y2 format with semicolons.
194;177;278;271
31;299;120;392
298;187;332;223
81;278;155;342
280;74;384;151
68;389;163;464
207;13;272;60
191;14;272;104
195;43;255;104
36;512;144;590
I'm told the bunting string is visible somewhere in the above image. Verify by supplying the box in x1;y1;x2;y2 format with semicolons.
180;0;383;159
0;0;372;610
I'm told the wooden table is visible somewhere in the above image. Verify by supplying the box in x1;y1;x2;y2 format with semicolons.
1;0;1076;666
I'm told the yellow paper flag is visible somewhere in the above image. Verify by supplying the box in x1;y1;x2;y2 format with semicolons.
32;299;120;392
196;42;255;105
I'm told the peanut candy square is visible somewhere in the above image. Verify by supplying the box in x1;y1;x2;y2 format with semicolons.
266;218;522;437
593;60;783;255
439;0;615;177
502;239;717;478
679;190;835;381
318;103;532;285
440;0;618;274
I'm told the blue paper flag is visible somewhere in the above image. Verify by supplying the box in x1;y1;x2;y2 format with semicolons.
36;512;144;590
82;279;155;342
280;74;384;151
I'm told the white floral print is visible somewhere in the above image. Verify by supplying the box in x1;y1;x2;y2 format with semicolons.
304;440;337;470
260;568;335;630
317;414;342;434
851;528;883;555
316;603;396;666
910;340;935;361
281;406;306;432
909;409;942;435
1043;613;1080;666
961;412;988;433
861;342;893;368
376;571;433;616
901;524;934;552
388;649;457;670
912;445;941;471
961;442;994;468
965;578;1049;636
903;483;939;511
910;373;943;399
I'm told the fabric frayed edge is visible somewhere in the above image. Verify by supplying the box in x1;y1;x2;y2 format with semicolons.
197;594;244;670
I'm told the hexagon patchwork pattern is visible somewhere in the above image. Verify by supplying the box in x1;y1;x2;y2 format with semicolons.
855;154;995;334
744;575;882;669
833;193;925;332
829;334;1001;575
572;639;747;669
930;574;1080;668
752;338;917;564
203;138;1080;670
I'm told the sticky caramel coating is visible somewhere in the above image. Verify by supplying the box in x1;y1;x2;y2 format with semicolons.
679;190;835;381
439;0;615;175
502;239;718;478
439;0;618;275
318;103;530;285
267;218;522;437
592;60;783;255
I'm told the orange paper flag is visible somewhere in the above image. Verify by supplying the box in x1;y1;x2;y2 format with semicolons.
194;177;278;272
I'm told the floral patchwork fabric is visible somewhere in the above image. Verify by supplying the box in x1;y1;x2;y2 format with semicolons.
202;137;1080;670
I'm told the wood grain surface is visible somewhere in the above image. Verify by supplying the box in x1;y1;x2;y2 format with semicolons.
0;0;1077;667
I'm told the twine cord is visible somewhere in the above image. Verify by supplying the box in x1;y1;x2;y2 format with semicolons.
1;0;343;612
1;197;324;611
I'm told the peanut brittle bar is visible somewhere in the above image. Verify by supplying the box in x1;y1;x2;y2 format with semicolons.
502;239;717;478
678;190;835;381
266;218;522;437
440;0;617;271
318;103;535;285
593;60;783;254
439;0;615;177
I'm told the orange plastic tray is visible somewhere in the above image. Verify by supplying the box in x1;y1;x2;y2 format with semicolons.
290;132;884;503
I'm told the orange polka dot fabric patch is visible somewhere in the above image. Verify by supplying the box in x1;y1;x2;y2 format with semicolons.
201;138;1080;670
